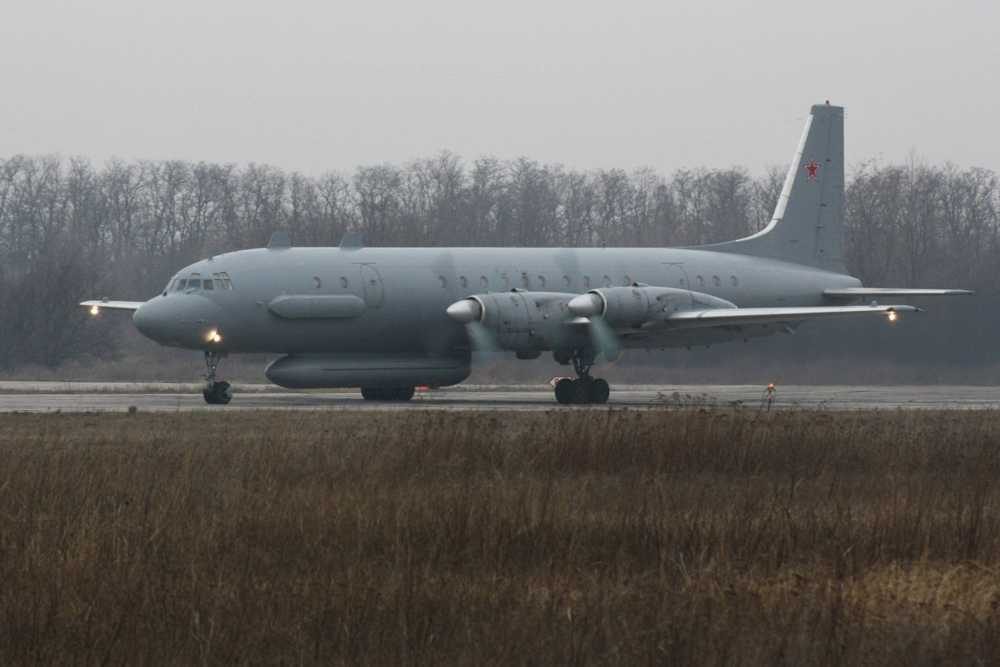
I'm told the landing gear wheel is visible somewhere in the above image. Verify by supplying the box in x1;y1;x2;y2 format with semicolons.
361;387;415;402
590;378;610;404
391;386;415;401
203;380;233;405
572;378;592;404
555;378;576;404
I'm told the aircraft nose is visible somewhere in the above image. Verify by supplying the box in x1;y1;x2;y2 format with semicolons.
133;295;226;348
133;297;175;343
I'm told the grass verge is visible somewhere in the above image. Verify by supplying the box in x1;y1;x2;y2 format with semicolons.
1;409;999;664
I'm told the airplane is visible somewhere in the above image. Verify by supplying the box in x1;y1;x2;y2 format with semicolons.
82;103;971;405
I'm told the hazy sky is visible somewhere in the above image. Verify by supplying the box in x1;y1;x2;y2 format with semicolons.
2;0;997;174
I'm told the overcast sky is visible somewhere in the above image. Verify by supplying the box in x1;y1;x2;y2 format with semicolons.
1;0;997;175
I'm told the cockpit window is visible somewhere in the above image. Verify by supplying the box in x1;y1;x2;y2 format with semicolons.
171;271;233;293
212;272;234;290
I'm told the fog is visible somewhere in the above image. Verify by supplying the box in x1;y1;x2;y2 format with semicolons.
2;0;998;173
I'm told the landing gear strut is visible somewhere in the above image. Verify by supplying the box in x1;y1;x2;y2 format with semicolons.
554;350;610;405
202;350;233;405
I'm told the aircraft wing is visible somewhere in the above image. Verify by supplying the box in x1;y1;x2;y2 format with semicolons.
663;304;918;329
824;288;972;299
80;299;145;313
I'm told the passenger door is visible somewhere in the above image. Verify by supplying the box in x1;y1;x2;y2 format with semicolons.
359;264;385;308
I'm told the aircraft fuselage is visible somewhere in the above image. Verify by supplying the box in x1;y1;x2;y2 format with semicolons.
132;245;861;356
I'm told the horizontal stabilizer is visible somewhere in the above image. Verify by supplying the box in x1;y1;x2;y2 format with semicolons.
664;304;918;330
80;299;144;312
824;288;973;299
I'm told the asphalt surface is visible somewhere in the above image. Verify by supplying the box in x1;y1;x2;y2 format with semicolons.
1;383;1000;412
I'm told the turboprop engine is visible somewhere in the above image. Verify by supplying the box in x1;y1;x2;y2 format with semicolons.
567;286;736;328
445;291;589;352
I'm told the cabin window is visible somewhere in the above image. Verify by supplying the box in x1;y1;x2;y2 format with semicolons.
340;276;349;288
563;275;571;288
480;275;489;290
602;275;611;287
459;275;468;289
313;276;322;289
712;275;721;287
679;277;686;287
730;275;739;287
438;275;448;288
521;273;530;289
624;275;633;285
537;275;546;288
583;276;591;288
696;275;705;288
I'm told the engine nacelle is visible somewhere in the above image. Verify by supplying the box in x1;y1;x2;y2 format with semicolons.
446;291;588;352
568;286;736;327
265;353;470;388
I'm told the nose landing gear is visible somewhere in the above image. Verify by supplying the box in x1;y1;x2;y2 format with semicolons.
203;350;232;405
553;350;611;405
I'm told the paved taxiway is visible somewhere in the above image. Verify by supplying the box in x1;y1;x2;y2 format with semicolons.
1;383;1000;412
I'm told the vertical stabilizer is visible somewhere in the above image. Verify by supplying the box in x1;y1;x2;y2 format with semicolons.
707;103;846;273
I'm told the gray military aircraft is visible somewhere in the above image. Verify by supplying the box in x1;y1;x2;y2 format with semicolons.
82;103;970;405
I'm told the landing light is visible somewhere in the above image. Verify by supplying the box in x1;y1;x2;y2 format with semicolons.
206;329;223;344
89;305;100;316
887;310;898;323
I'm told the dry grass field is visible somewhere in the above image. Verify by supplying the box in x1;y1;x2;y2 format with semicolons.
1;408;999;665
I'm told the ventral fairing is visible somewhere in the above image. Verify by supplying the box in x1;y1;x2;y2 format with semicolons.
82;103;971;405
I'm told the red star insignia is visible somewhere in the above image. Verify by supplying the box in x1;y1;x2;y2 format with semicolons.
805;160;820;181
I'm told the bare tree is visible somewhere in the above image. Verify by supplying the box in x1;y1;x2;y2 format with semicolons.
1;151;998;371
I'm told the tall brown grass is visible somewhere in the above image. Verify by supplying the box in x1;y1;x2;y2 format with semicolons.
1;409;999;665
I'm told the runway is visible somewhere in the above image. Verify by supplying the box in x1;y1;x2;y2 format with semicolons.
1;383;1000;412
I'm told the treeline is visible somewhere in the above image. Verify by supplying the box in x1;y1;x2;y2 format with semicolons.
0;153;998;369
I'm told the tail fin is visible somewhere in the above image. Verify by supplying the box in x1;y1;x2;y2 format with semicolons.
707;103;846;273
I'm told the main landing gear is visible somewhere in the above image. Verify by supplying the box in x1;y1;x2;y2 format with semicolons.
203;350;233;405
361;386;415;402
554;351;610;405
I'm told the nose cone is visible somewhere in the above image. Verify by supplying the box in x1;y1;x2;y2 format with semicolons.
446;298;483;323
133;295;227;349
568;292;604;317
132;298;170;342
